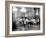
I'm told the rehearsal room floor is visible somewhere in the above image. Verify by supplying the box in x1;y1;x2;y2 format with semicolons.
14;24;40;31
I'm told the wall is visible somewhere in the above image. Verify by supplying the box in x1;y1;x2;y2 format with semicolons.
0;0;46;38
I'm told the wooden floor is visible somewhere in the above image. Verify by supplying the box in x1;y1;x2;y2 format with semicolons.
13;24;40;31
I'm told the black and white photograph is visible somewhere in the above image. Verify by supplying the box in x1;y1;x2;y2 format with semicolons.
8;3;44;35
12;6;40;31
5;1;45;37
